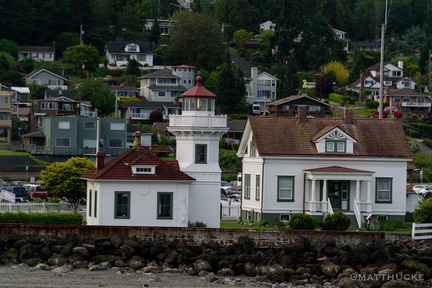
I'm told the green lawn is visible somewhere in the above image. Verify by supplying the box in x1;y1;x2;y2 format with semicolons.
0;150;29;156
221;220;412;233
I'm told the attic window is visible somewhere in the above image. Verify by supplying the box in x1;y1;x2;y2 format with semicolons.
325;130;346;153
132;165;156;175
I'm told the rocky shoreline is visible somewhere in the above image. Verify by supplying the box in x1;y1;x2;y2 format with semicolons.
1;232;431;287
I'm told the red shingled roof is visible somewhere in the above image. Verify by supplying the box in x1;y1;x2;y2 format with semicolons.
82;146;195;181
181;76;216;99
248;116;412;158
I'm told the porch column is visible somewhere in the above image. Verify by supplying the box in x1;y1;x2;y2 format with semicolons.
356;180;360;201
366;180;372;212
321;179;328;212
310;179;316;212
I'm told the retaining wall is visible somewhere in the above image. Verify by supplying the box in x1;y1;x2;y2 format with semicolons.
0;224;411;248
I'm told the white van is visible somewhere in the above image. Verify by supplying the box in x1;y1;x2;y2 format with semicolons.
251;104;262;115
302;82;316;89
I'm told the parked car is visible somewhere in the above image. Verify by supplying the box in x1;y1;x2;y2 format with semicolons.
413;185;430;195
1;186;28;202
25;185;53;199
221;188;229;201
221;181;232;194
11;181;27;186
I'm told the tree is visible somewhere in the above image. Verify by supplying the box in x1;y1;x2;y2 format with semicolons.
215;60;247;114
12;115;27;137
40;157;95;212
55;32;80;60
62;44;101;75
28;83;49;100
232;29;253;43
321;61;349;86
0;39;19;59
148;19;161;45
167;11;225;71
76;78;115;116
126;58;142;76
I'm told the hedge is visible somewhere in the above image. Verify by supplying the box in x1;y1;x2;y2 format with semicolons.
0;212;84;225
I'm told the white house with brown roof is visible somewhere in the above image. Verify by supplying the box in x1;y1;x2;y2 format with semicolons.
138;65;197;102
237;109;412;228
18;45;55;62
82;77;227;228
386;89;432;116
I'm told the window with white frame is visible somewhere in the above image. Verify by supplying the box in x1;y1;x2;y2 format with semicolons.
325;130;347;153
278;176;294;201
115;191;130;219
255;175;260;201
58;121;70;129
110;123;125;130
376;178;392;203
84;122;95;130
244;174;251;199
280;214;290;222
132;165;155;174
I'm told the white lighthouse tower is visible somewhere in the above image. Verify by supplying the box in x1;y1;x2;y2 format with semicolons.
167;76;228;228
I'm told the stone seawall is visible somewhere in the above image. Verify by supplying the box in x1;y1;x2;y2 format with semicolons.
0;224;409;248
0;224;429;287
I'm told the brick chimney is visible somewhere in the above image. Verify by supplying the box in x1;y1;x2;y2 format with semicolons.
96;152;105;171
297;107;307;122
344;109;354;124
133;131;142;147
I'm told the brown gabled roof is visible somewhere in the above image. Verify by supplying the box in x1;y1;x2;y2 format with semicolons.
82;146;195;181
388;89;429;97
249;116;412;158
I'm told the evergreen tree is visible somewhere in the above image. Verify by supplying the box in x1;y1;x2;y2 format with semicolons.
126;58;142;76
149;19;161;45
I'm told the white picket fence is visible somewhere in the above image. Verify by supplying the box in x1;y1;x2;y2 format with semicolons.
220;201;241;220
411;223;432;240
0;202;72;214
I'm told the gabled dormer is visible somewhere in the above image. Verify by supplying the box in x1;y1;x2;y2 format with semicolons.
125;43;140;52
131;165;156;175
312;127;356;154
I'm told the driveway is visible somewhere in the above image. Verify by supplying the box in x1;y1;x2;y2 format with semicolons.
414;138;432;155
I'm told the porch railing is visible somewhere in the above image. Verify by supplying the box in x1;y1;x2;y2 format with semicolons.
353;198;362;229
327;198;334;215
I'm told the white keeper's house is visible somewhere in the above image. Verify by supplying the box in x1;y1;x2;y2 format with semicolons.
81;76;227;228
237;108;412;229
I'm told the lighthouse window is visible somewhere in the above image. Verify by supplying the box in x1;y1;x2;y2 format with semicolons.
195;144;207;164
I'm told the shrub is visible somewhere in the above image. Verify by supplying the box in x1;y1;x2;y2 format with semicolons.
188;221;207;228
288;213;315;230
0;212;84;225
321;211;351;231
413;199;432;223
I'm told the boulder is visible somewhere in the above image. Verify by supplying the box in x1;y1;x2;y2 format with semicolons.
47;253;68;266
194;259;212;273
320;260;341;277
19;244;44;266
127;255;147;270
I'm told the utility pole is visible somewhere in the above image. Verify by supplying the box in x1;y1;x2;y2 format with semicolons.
378;0;389;119
80;25;84;45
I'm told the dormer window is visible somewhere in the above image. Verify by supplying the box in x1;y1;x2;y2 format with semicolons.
384;81;392;86
132;165;156;175
326;140;346;153
313;128;356;154
128;44;137;52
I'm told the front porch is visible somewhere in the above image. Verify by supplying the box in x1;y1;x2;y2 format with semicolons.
304;167;375;229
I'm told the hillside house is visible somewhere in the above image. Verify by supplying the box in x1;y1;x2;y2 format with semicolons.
266;94;333;117
116;100;181;123
105;41;154;69
18;45;55;62
245;67;278;109
138;65;197;102
0;90;12;143
386;89;432;116
237;108;412;228
24;69;68;90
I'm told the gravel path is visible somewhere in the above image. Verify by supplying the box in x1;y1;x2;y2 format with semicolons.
0;265;254;288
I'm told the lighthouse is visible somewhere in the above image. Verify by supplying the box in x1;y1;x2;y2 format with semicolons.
167;76;228;228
